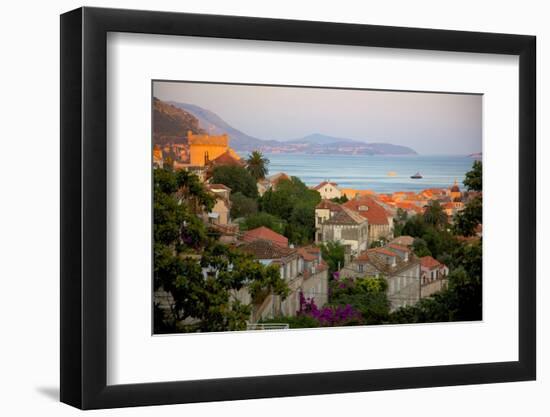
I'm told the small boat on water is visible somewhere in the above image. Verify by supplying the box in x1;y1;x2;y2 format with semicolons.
387;171;397;177
410;172;423;179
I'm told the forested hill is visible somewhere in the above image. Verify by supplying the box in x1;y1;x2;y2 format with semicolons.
153;97;205;146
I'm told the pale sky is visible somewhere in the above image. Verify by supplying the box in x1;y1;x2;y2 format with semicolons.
153;81;482;155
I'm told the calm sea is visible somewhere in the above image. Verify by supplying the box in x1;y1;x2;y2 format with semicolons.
258;154;477;193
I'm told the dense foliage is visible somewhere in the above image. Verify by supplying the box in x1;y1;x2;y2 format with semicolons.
389;240;482;323
241;212;286;235
464;160;482;192
298;291;363;327
328;276;391;324
390;161;483;322
259;177;321;244
453;196;482;236
319;241;345;277
211;165;258;199
229;192;258;219
153;167;288;333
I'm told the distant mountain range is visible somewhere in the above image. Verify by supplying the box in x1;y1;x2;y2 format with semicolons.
160;99;418;155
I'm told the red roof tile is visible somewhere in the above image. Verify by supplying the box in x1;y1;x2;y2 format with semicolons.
316;199;344;211
343;197;390;225
239;239;296;260
313;181;338;190
297;248;317;262
208;150;244;167
420;256;441;269
368;247;397;257
388;243;410;253
242;226;288;247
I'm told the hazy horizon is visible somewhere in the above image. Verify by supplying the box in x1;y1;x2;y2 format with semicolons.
153;81;482;155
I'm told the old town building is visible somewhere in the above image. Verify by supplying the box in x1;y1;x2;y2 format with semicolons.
237;237;328;322
419;256;449;298
312;181;341;200
340;245;421;311
315;202;369;261
343;196;394;243
187;130;241;167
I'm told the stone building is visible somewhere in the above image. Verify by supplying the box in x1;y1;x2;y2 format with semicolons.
187;130;241;167
315;201;369;261
312;181;341;200
419;256;449;298
237;239;329;321
242;226;289;248
340;245;421;311
205;183;232;226
343;196;394;243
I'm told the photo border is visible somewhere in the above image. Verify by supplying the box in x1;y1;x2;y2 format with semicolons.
60;6;536;409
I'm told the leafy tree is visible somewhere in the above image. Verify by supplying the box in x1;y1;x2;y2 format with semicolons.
399;213;458;260
464;160;482;191
390;240;482;324
423;200;448;228
393;208;409;237
319;241;345;277
242;212;286;235
329;276;390;324
330;194;349;204
211;165;258;199
260;177;321;244
230;192;257;219
287;202;317;244
453;196;482;237
153;168;289;333
246;150;270;180
401;214;428;238
412;238;432;257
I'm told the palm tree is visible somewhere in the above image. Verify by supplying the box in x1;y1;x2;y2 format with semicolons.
423;200;448;228
246;150;270;180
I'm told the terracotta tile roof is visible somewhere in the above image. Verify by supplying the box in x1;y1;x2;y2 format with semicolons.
267;172;291;185
352;248;419;275
324;206;366;226
369;247;397;257
420;256;441;269
208;150;244;167
343;197;390;225
390;236;415;247
340;189;375;198
316;199;344;211
302;245;321;253
388;243;410;253
297;247;317;262
242;226;288;247
239;239;296;260
313;181;338;190
355;252;371;262
376;194;394;203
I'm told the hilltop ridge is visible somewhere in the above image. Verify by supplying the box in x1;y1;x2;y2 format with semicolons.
156;99;417;155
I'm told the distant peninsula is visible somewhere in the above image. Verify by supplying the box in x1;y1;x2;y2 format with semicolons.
160;99;418;155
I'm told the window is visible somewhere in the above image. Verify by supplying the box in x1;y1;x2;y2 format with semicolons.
358;264;364;273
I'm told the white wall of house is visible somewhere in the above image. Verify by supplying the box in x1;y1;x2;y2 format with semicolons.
317;184;341;199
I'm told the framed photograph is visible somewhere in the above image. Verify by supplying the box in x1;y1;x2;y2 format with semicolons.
60;6;536;410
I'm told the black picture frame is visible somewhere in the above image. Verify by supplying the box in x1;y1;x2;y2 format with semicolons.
60;6;536;410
